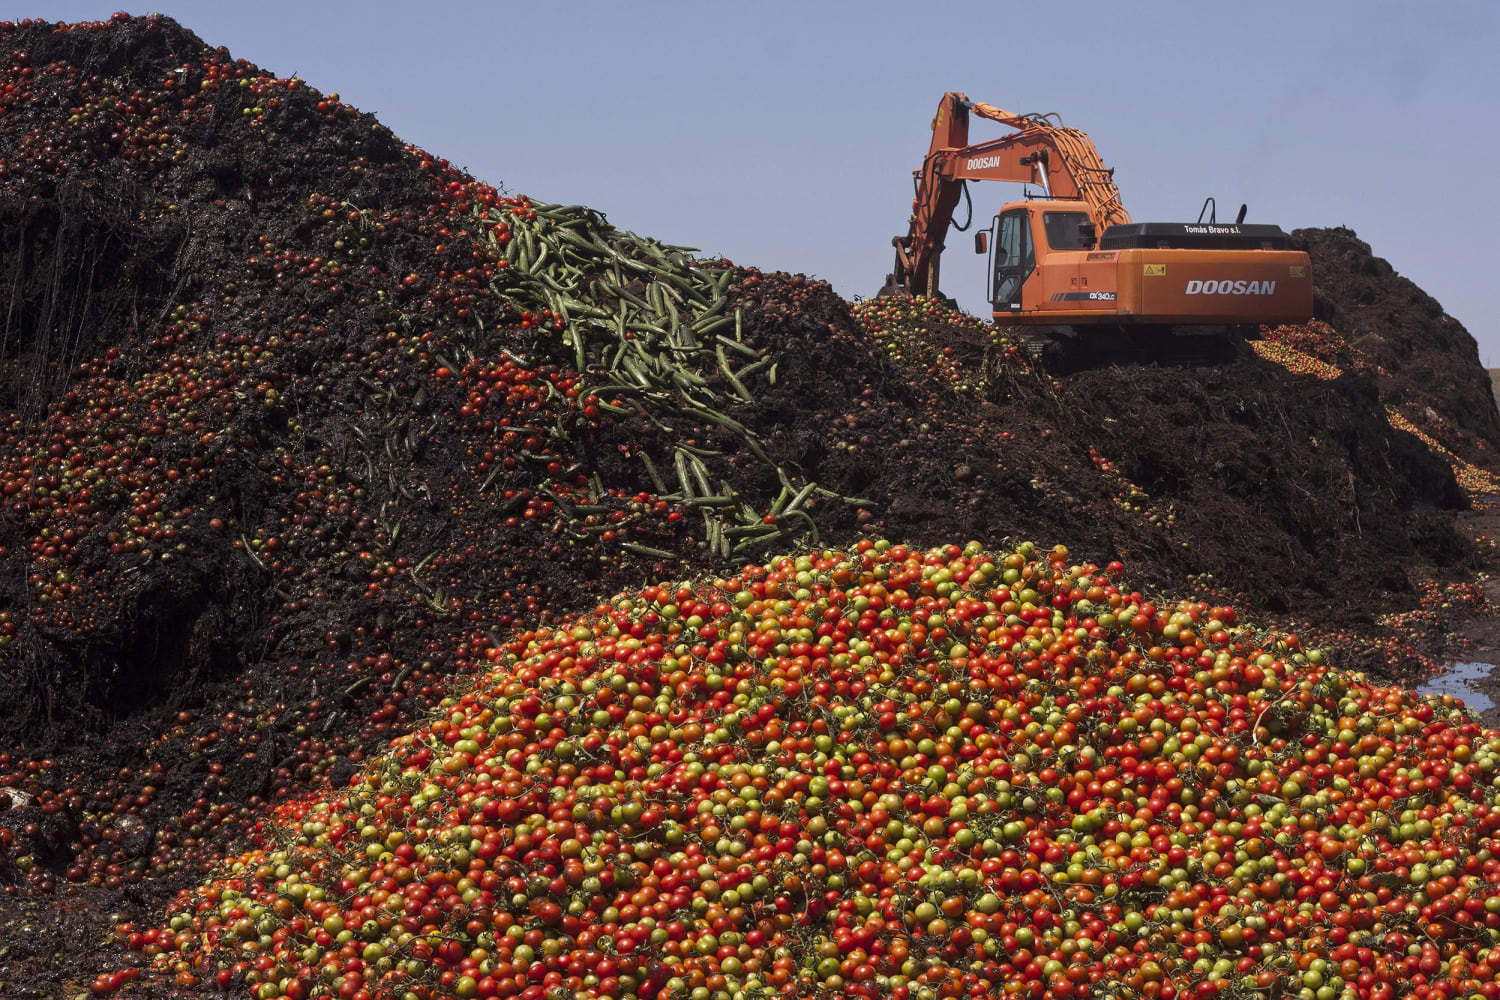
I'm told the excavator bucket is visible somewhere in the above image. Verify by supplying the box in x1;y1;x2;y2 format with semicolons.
877;248;910;298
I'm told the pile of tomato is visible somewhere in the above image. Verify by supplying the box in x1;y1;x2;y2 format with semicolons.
851;297;1025;393
1382;411;1500;497
121;540;1500;1000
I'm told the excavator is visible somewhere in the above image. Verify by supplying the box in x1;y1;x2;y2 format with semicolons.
883;93;1313;367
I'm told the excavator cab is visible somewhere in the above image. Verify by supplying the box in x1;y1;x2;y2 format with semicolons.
983;201;1107;312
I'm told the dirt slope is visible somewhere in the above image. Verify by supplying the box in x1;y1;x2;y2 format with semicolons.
0;13;1494;997
1293;226;1500;460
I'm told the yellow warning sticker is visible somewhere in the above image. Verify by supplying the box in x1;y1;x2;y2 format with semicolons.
1143;264;1166;277
1290;265;1306;278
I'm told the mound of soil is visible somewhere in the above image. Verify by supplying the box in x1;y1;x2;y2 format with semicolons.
844;298;1469;618
0;13;1492;996
1293;226;1500;461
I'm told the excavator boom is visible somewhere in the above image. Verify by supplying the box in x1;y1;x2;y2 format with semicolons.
889;93;1128;297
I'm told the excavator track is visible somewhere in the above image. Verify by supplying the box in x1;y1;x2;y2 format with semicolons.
1016;325;1252;375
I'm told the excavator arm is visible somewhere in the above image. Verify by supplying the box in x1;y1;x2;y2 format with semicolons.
887;92;1131;297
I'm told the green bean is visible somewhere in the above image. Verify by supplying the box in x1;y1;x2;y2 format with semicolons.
716;345;754;402
607;282;650;309
682;495;738;509
715;335;759;360
694;315;735;338
639;453;667;493
686;453;714;498
527;238;549;274
674;451;696;500
738;355;774;378
783;480;818;514
621;542;676;560
726;523;783;540
564;327;585;372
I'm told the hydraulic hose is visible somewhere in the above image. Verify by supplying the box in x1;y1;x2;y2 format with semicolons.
950;180;972;232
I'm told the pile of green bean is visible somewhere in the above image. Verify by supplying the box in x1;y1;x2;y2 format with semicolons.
477;199;869;562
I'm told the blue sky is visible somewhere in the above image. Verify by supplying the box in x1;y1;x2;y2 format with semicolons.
25;1;1500;361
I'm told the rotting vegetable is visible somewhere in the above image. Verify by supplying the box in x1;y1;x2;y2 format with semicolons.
123;540;1500;1000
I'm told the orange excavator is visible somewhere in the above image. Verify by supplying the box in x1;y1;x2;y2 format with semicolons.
884;93;1313;365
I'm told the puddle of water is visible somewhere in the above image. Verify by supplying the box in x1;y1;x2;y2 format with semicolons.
1418;661;1497;713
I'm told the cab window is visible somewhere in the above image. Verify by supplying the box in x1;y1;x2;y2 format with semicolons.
1043;212;1094;250
993;209;1033;308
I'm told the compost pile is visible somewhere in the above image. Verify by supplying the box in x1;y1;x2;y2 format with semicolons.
0;13;1495;999
1292;227;1500;455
